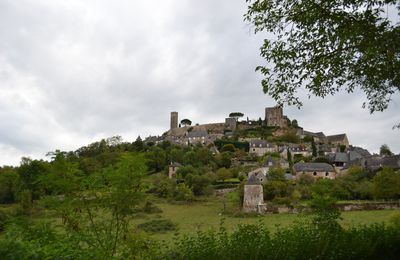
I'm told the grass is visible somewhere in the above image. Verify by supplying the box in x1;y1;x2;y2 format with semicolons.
130;196;399;243
3;196;398;244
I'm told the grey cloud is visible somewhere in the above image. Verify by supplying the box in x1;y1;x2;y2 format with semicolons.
0;0;399;165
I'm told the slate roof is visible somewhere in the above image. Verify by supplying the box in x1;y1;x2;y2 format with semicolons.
348;151;363;161
382;155;400;169
293;163;335;172
247;174;261;185
170;162;182;167
334;152;349;163
349;146;371;157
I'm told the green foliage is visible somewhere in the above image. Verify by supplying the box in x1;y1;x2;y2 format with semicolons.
150;173;177;198
312;156;330;163
186;174;213;196
142;202;163;214
173;183;194;202
40;153;149;258
17;158;49;199
18;190;33;216
311;179;350;200
228;112;244;122
214;152;232;169
311;138;317;157
137;219;176;233
275;131;300;143
214;139;249;152
164;216;400;259
372;168;400;200
245;0;400;113
216;168;232;182
221;144;236;152
263;180;290;201
268;167;285;181
0;167;20;204
380;144;394;156
146;146;167;172
38;151;83;196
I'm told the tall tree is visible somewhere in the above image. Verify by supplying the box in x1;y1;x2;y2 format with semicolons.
245;0;399;113
380;144;394;156
180;119;192;127
229;112;244;121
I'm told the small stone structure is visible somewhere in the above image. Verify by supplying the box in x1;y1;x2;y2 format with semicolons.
168;162;181;178
243;175;266;213
265;106;288;128
225;117;237;131
170;111;178;130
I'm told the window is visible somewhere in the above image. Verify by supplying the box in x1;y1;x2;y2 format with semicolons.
325;172;329;176
313;172;317;176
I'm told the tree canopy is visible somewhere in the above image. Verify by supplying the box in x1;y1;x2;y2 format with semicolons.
245;0;400;113
180;119;192;127
229;112;244;121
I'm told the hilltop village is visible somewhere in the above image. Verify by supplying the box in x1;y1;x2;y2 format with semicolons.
146;106;398;177
144;106;400;213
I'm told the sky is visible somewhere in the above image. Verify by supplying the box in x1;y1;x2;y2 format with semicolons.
0;0;399;166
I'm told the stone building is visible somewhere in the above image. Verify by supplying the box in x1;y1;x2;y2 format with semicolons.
243;175;266;213
293;162;336;179
170;111;178;130
249;140;278;156
326;134;349;147
265;106;288;128
168;162;182;178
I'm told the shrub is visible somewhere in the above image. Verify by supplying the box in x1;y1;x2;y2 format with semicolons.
142;202;163;214
137;219;176;233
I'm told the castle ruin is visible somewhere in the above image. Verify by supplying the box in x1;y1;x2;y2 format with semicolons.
265;106;288;128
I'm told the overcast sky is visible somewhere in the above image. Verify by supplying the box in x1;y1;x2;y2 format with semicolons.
0;0;399;166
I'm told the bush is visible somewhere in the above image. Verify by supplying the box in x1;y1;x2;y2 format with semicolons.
173;184;194;202
142;202;163;214
137;219;176;233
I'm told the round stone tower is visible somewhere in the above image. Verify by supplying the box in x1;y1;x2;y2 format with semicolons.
170;112;178;130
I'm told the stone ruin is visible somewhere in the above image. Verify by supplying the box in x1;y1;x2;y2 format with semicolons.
243;175;267;214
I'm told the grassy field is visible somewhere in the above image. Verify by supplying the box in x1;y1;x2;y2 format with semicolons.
131;196;399;243
2;195;398;244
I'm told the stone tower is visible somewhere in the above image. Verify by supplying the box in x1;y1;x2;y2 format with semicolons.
265;106;287;128
170;111;178;130
243;175;266;213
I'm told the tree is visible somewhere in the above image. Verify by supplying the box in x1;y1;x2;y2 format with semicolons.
229;112;244;121
180;119;192;127
372;168;400;200
291;119;298;128
0;167;20;204
216;168;232;182
222;144;236;153
380;144;394;156
311;138;318;157
245;0;400;113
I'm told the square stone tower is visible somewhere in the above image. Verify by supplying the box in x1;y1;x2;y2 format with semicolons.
265;106;288;127
170;112;178;130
